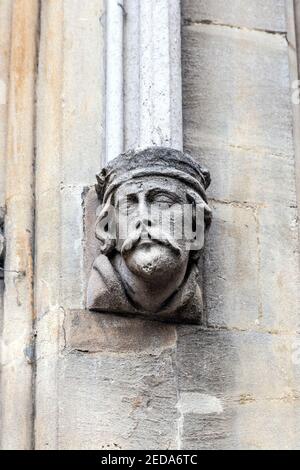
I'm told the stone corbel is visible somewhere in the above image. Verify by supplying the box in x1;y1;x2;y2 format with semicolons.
87;147;212;324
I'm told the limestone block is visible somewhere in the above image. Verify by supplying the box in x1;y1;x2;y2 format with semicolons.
258;206;300;332
185;144;297;208
182;24;293;159
65;310;177;355
182;20;300;334
204;200;300;332
178;404;236;450
203;201;260;329
60;185;85;309
180;400;300;450
177;328;298;399
182;0;286;33
62;0;104;185
57;347;178;449
176;327;300;449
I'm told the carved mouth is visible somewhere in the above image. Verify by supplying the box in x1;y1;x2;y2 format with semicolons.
136;237;156;246
135;236;181;256
121;229;181;256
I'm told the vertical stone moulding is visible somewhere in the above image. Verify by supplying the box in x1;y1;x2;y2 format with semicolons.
106;0;124;162
124;0;183;150
1;0;39;450
34;0;64;450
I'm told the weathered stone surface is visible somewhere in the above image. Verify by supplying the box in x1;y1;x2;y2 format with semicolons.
60;185;86;309
62;0;104;186
180;401;300;450
178;405;236;450
186;143;297;208
2;0;299;452
1;0;38;450
182;18;300;334
203;200;300;332
58;349;178;450
258;206;300;332
182;0;287;33
182;24;293;159
34;0;106;450
0;0;11;207
203;201;260;330
35;0;65;450
176;328;300;449
177;328;299;399
65;310;177;355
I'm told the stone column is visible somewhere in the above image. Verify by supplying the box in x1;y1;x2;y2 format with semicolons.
107;0;183;157
0;0;39;450
106;0;124;162
137;0;182;149
34;0;64;449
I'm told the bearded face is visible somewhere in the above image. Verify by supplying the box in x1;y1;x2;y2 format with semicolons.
110;176;204;281
89;148;212;322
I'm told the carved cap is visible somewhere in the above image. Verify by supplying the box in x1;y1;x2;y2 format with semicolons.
95;147;211;203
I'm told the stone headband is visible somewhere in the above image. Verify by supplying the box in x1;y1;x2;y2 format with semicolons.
95;147;211;205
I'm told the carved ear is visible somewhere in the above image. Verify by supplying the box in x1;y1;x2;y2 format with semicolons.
201;167;211;189
186;189;212;233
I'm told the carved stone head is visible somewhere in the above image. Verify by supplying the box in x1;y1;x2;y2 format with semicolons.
87;147;212;323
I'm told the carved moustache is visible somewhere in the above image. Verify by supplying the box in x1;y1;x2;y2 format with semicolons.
121;225;181;256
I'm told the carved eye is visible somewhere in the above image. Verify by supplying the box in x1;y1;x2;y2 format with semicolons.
117;195;138;214
151;193;177;208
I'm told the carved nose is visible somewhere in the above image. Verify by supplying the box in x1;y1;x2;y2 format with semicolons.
135;219;151;230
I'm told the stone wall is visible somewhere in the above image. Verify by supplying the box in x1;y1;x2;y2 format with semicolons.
181;0;300;448
0;0;300;450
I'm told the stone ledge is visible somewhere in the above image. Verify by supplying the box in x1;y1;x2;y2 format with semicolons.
64;309;177;355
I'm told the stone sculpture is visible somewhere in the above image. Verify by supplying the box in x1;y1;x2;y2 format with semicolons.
87;147;212;323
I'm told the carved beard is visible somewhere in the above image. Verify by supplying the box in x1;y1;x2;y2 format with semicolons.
120;225;182;257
